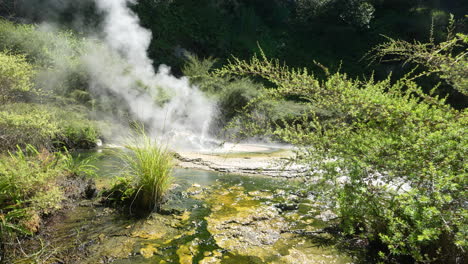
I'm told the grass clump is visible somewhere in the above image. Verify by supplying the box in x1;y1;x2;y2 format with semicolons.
106;131;174;215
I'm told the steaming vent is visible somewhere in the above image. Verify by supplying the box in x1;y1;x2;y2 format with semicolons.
85;0;216;150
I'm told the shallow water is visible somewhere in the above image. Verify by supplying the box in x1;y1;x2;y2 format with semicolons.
44;152;352;264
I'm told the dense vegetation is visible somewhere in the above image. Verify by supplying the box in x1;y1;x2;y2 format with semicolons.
0;19;100;260
212;31;467;262
0;0;466;263
0;146;97;260
133;0;466;74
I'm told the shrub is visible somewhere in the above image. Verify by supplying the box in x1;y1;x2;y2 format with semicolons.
367;18;468;96
0;146;64;242
0;19;82;67
0;52;35;104
107;130;174;215
0;145;98;260
0;104;59;150
217;51;467;262
0;19;92;103
182;54;268;129
0;103;99;151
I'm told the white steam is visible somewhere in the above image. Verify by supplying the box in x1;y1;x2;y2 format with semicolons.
84;0;215;150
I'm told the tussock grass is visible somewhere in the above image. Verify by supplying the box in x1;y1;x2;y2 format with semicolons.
110;131;174;214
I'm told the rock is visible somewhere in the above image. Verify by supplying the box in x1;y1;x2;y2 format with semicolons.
315;210;337;222
201;183;294;261
85;179;97;199
275;203;299;212
89;237;135;259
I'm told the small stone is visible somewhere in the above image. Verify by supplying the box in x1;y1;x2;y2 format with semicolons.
315;210;337;222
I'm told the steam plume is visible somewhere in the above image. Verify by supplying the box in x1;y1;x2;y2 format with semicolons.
86;0;215;149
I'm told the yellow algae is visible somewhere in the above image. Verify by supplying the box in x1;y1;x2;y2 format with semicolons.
176;211;191;222
184;229;196;236
247;190;274;199
176;245;192;264
186;185;202;194
98;233;106;242
89;237;135;260
199;256;222;264
131;230;166;239
163;234;182;244
140;244;158;258
176;241;199;264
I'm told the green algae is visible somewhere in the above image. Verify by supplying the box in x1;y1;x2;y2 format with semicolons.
28;163;353;264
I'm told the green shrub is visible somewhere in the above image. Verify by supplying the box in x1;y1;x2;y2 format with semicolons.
217;51;467;262
0;146;64;239
107;130;174;215
182;55;268;128
0;19;93;103
368;19;468;96
0;103;99;151
0;104;59;150
217;78;262;121
0;19;83;66
0;145;98;260
0;52;35;104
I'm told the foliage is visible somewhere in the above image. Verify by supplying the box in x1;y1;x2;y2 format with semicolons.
217;51;467;262
107;130;174;215
0;103;99;151
295;0;376;28
0;146;63;244
368;17;468;96
0;51;35;104
132;0;465;83
0;19;93;104
182;54;265;127
0;19;83;67
0;104;59;151
0;145;98;260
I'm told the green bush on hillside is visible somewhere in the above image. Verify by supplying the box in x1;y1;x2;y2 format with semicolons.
0;105;59;150
0;19;92;103
0;103;99;151
0;147;64;241
217;49;467;262
0;19;83;66
0;52;35;104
